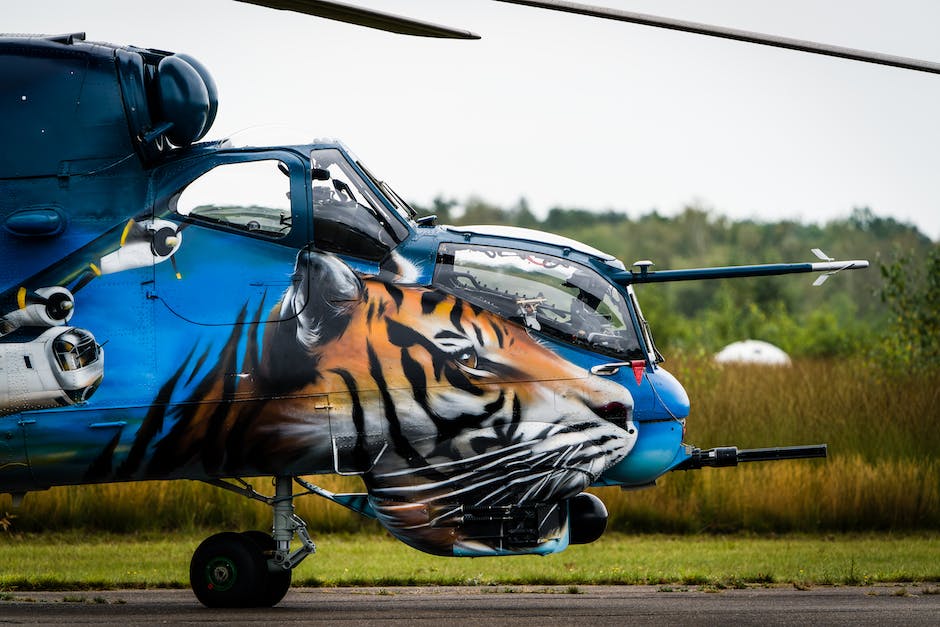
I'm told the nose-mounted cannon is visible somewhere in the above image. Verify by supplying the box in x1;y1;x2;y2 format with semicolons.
675;445;829;470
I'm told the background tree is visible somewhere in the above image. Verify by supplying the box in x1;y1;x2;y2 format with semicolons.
411;199;935;359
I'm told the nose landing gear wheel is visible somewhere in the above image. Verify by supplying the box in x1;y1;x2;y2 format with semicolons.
190;531;273;608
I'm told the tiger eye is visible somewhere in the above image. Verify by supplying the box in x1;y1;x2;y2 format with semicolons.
457;349;478;369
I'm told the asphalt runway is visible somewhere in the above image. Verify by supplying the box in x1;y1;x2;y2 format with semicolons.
1;585;938;625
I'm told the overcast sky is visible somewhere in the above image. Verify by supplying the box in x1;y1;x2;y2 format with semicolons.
7;0;940;242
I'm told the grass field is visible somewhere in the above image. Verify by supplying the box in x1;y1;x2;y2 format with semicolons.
0;532;937;591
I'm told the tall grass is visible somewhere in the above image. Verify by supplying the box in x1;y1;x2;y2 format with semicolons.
1;358;937;533
600;356;940;532
0;475;371;534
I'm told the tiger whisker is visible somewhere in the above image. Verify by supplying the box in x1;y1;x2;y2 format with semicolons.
462;451;593;505
371;455;541;498
377;463;559;504
476;468;571;505
519;472;556;503
371;450;533;489
372;442;534;479
424;471;543;503
512;457;597;504
523;474;573;504
554;443;583;467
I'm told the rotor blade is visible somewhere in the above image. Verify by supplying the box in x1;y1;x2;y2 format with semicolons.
235;0;480;39
494;0;940;75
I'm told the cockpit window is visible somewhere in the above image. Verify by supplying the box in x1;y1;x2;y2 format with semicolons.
310;148;407;261
434;243;644;360
175;160;291;238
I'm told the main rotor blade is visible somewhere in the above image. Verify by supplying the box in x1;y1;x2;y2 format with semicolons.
235;0;480;39
494;0;940;75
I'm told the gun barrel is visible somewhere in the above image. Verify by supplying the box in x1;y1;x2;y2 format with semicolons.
676;444;827;470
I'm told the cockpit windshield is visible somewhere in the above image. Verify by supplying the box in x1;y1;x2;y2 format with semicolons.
356;160;417;223
434;243;644;360
310;148;409;260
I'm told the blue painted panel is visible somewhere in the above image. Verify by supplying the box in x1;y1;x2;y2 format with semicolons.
153;225;300;326
648;367;690;419
0;416;31;490
22;407;145;487
597;419;687;486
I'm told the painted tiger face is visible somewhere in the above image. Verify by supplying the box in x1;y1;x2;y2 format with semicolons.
253;249;638;554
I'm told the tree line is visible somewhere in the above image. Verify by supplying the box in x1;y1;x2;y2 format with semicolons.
412;197;938;364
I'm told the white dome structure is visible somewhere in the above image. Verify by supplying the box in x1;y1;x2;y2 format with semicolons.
714;340;792;366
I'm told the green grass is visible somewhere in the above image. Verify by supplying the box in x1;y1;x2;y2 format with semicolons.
0;532;937;590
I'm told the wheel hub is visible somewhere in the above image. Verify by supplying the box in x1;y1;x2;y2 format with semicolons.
206;557;237;591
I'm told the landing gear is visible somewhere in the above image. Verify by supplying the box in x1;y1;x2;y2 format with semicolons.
190;476;316;608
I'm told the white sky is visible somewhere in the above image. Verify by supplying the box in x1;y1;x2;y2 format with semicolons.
6;0;940;240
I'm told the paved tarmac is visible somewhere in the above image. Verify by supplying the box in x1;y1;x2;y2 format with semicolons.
1;585;938;625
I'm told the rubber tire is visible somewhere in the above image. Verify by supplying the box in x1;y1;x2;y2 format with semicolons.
190;531;266;608
241;530;292;607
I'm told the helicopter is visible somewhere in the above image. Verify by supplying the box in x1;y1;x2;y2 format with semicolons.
1;0;929;610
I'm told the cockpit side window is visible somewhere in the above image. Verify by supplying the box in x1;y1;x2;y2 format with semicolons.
434;243;644;360
309;148;402;261
174;160;292;238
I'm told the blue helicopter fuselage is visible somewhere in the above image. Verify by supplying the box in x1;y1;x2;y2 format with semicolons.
1;133;691;498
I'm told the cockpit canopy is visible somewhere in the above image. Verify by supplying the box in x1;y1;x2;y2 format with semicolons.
434;243;643;360
310;148;409;260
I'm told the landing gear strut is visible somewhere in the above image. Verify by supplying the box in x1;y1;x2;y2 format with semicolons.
190;476;316;608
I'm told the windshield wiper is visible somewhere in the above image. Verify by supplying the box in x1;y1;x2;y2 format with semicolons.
356;161;417;219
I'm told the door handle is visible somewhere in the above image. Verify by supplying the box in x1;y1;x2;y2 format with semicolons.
590;362;631;376
591;360;647;385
